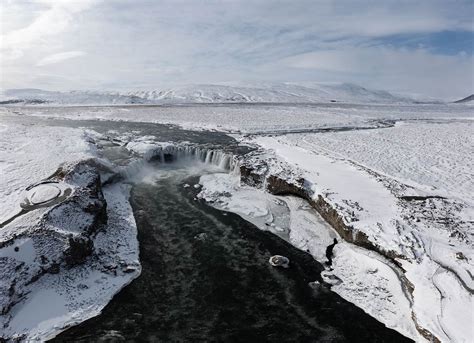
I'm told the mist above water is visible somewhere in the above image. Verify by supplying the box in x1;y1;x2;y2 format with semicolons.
116;144;241;185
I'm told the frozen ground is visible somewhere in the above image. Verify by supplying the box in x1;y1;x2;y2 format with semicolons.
2;184;140;341
0;101;472;341
0;121;140;341
0;123;95;223
288;120;474;204
1;102;472;134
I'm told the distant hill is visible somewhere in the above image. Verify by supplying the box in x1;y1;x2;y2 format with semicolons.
0;89;147;106
0;83;418;106
453;94;474;103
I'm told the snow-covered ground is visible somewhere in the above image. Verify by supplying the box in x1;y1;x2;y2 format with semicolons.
1;102;472;134
0;123;95;223
288;121;474;204
1;101;472;342
2;183;140;341
0;122;141;341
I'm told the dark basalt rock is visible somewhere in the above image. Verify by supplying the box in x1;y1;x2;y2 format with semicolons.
240;165;267;188
400;195;446;201
65;236;94;266
325;238;338;266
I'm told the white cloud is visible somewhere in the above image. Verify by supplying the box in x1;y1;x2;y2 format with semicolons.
0;0;472;99
0;0;97;58
36;51;86;66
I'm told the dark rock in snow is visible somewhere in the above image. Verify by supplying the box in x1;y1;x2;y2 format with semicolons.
65;236;94;266
325;238;338;266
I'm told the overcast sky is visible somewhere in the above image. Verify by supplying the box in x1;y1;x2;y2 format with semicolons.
1;0;473;99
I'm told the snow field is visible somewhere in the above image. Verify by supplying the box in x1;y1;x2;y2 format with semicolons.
2;102;472;134
0;123;95;223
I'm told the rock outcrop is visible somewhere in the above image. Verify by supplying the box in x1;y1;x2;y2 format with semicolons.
0;160;107;315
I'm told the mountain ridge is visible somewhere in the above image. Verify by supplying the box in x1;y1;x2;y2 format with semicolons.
0;83;430;105
453;94;474;103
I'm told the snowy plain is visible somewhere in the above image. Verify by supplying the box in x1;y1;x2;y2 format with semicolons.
2;102;472;134
288;121;474;204
0;98;473;342
0;123;95;222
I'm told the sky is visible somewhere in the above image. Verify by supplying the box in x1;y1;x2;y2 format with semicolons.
0;0;473;99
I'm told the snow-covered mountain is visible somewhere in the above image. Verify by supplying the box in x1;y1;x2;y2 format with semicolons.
453;94;474;103
0;88;148;105
0;83;417;105
123;83;413;104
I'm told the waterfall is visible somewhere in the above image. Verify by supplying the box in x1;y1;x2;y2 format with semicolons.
118;159;147;180
118;144;241;181
144;145;240;171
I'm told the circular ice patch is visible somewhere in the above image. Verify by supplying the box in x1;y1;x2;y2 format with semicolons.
321;271;342;286
21;181;71;210
29;184;61;204
269;255;290;268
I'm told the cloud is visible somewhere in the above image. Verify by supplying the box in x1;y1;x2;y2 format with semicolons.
0;0;97;58
0;0;472;98
36;51;87;66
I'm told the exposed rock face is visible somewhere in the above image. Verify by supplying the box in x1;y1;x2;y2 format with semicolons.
0;160;107;315
240;165;267;188
412;313;441;343
264;173;404;261
325;238;338;265
65;236;94;266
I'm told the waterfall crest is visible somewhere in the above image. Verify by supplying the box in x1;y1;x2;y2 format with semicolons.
118;144;241;181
